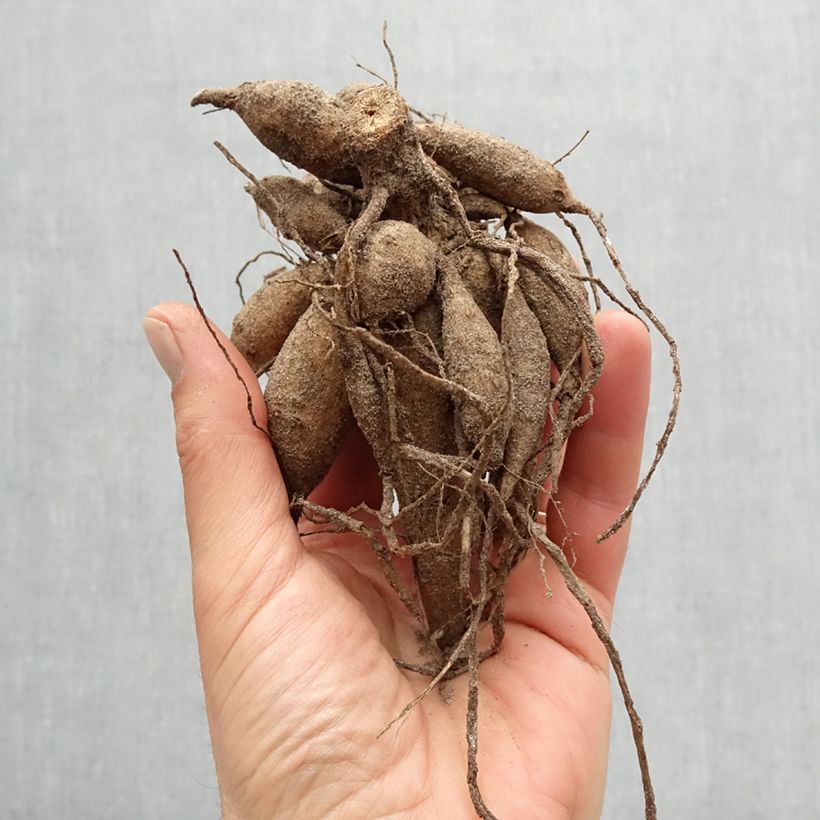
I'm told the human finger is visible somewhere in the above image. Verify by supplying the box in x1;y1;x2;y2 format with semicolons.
143;302;304;619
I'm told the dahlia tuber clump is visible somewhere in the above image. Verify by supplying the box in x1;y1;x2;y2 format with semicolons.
187;44;679;820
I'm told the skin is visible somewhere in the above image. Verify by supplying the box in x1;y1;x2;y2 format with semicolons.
143;302;651;820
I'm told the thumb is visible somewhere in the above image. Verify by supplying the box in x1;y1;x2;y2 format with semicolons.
142;302;304;632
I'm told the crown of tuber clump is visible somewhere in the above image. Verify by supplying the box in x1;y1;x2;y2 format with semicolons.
190;65;679;820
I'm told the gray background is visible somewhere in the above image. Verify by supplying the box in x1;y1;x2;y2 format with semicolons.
2;1;818;818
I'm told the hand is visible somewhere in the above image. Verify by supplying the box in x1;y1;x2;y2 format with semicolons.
143;303;650;820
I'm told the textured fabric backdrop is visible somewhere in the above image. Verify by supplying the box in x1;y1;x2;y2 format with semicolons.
2;1;818;817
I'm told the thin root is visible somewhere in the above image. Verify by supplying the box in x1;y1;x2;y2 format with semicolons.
172;249;272;444
553;129;590;166
234;249;292;304
381;21;399;90
526;515;657;820
572;204;682;543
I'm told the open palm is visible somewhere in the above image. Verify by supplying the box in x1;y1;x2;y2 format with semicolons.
144;303;650;820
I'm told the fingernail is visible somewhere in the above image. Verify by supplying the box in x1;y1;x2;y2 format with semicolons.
142;316;184;384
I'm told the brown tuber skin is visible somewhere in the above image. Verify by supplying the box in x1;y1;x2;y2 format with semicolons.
231;262;329;374
300;173;359;218
246;176;351;253
450;245;504;330
459;189;508;221
264;303;353;498
192;81;360;185
354;219;437;322
515;218;579;276
438;258;508;466
417;122;579;213
498;284;551;501
516;228;586;370
391;296;469;650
